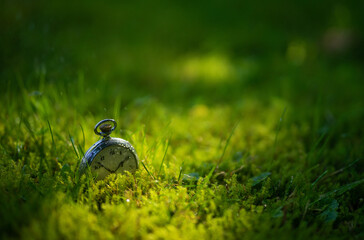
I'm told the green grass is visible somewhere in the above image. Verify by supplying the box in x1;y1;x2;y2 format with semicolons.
1;0;364;239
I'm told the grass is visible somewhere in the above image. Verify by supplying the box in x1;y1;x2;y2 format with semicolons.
1;0;364;239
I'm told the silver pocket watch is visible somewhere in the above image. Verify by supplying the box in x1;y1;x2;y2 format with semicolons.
79;119;139;180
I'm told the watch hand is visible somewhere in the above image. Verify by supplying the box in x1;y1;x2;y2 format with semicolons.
99;156;130;173
99;162;115;173
113;155;132;172
113;158;127;172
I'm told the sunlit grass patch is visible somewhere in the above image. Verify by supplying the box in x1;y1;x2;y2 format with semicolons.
170;54;236;83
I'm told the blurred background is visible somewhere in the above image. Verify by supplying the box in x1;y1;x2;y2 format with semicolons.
1;0;364;166
1;0;363;110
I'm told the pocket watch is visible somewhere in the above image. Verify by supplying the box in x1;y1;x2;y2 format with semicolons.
79;119;139;180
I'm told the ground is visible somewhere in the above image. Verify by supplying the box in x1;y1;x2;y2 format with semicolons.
0;0;363;239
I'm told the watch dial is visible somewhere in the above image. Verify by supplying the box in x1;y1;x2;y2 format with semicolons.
90;145;137;180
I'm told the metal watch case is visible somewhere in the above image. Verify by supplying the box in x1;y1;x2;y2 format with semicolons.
78;119;139;178
79;137;139;173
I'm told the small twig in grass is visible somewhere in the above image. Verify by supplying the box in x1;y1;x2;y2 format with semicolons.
229;165;245;176
301;200;310;221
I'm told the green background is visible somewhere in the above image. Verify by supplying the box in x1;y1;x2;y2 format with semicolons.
1;0;363;239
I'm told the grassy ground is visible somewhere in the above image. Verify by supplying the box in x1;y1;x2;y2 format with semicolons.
1;0;364;239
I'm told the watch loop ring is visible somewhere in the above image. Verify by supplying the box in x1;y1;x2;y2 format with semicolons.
94;119;117;136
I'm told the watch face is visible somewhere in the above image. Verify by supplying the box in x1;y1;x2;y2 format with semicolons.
90;145;138;180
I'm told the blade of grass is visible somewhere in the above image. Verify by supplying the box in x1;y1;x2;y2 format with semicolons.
47;119;55;149
270;107;287;170
38;129;50;180
177;161;184;183
273;107;287;151
311;170;328;188
140;160;156;181
79;124;85;150
158;139;169;175
306;131;327;163
311;178;364;206
203;164;217;185
320;159;360;182
23;118;37;143
113;95;121;120
184;165;216;210
77;144;85;159
16;113;23;160
15;71;27;96
218;121;239;165
69;133;80;159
